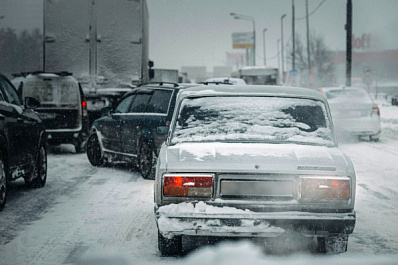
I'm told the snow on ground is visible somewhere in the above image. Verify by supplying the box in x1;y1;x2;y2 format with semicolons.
0;99;397;265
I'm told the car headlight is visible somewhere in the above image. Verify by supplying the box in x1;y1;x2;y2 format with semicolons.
163;174;214;197
299;176;350;201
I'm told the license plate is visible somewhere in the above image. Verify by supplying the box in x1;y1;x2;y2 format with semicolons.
39;113;57;120
220;180;294;197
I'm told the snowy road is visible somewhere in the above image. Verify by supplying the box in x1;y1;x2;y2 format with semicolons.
0;106;398;264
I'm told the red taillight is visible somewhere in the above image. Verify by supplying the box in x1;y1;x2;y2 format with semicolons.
82;100;88;117
372;103;380;116
163;174;213;197
300;177;350;201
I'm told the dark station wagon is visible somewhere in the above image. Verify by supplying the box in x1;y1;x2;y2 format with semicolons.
86;83;200;179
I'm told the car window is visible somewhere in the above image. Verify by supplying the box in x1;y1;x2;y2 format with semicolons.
146;89;173;114
172;96;334;146
129;94;151;113
23;81;79;106
0;78;22;106
115;94;135;113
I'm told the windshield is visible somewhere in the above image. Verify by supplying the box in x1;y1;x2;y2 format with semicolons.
171;96;335;146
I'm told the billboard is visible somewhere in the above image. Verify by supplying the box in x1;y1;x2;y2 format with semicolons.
232;32;254;49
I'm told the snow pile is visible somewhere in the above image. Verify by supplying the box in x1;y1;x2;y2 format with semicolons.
157;202;285;237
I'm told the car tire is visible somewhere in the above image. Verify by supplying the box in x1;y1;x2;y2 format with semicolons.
158;231;182;256
369;134;380;142
25;142;47;188
138;141;156;180
74;139;86;153
86;134;103;167
317;235;348;253
0;156;7;212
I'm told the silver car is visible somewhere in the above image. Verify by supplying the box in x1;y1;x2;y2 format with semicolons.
154;85;356;256
320;86;381;141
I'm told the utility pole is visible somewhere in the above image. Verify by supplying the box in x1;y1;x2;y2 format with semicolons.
306;0;311;71
306;0;311;87
277;39;281;82
263;28;267;65
89;0;98;90
345;0;353;87
281;14;286;83
42;1;46;71
292;0;295;70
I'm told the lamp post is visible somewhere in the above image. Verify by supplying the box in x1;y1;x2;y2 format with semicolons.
281;14;287;83
263;28;267;65
230;12;256;66
277;39;281;82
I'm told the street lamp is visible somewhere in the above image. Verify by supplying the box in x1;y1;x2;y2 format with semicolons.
277;39;281;81
263;28;267;65
230;12;256;66
281;14;287;83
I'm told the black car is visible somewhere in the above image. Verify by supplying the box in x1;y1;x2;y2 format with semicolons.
13;72;90;153
86;83;200;179
0;73;47;212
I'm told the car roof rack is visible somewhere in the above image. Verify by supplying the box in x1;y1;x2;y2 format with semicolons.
138;82;179;88
200;81;233;85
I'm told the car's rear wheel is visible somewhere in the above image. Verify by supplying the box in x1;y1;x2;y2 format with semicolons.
158;231;182;256
0;156;7;211
138;141;156;180
317;234;348;253
86;134;103;166
25;142;47;188
369;134;380;142
74;139;86;153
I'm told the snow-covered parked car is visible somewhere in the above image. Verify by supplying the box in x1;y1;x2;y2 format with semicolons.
319;86;381;141
154;85;356;255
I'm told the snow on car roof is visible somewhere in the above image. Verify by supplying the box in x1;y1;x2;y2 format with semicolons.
179;85;326;100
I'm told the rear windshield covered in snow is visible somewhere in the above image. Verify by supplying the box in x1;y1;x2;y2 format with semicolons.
324;88;370;101
171;96;335;146
23;82;79;107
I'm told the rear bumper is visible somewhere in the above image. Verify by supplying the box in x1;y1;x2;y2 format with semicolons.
155;206;356;238
46;128;88;145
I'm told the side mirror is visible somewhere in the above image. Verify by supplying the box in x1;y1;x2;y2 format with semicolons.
25;97;40;109
156;126;169;135
101;106;113;117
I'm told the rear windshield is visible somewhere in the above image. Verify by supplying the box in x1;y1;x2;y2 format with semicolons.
324;89;370;101
171;96;335;146
23;82;79;107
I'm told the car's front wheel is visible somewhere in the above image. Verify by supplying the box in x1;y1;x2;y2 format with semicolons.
138;141;156;180
0;156;7;211
86;134;103;166
158;231;182;256
25;142;47;188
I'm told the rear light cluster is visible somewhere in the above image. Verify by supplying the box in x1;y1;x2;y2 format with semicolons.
371;103;380;117
163;174;213;197
300;177;350;201
82;100;88;118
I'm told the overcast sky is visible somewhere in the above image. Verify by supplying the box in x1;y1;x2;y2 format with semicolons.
1;0;397;71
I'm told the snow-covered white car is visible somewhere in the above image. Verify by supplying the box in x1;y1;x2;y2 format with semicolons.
320;86;381;141
154;85;356;256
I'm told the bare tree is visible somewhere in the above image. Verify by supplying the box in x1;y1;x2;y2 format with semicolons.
287;32;336;88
